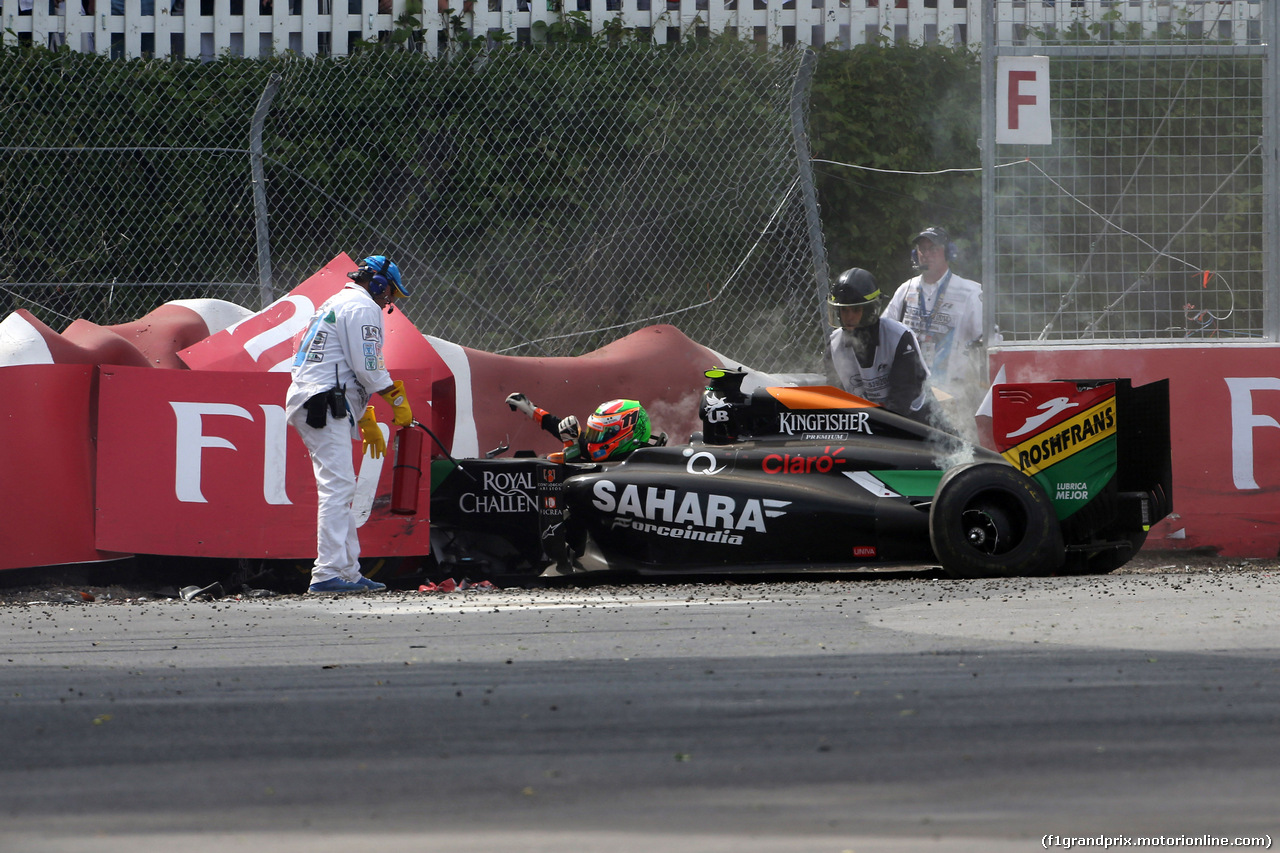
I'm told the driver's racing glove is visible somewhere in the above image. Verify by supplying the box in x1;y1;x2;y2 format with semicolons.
557;415;580;443
506;392;537;419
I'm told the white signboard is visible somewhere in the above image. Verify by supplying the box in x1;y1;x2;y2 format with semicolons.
997;56;1052;145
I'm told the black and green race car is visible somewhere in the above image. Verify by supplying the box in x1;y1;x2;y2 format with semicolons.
428;368;1171;581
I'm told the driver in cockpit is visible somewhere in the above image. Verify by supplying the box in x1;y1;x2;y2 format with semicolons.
505;393;666;462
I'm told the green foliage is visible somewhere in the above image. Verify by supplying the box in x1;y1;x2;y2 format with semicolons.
0;36;988;354
5;29;1257;348
995;27;1263;338
257;41;807;322
808;40;981;295
0;49;272;321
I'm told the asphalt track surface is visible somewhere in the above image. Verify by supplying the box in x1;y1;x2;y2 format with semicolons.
1;561;1278;853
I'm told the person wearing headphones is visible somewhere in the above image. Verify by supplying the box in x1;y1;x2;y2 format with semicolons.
285;255;413;594
885;227;985;409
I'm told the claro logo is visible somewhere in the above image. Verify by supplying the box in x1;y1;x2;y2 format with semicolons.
762;447;847;474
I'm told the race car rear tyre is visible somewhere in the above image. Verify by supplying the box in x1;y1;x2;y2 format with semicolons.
929;462;1064;579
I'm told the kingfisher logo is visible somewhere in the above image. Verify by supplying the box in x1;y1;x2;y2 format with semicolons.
591;480;789;544
778;411;870;436
762;447;847;474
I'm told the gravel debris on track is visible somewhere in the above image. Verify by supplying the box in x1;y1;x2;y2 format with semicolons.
0;551;1272;609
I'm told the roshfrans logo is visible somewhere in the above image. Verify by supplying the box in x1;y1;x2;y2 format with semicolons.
459;470;536;513
762;446;847;474
778;411;870;436
1008;399;1116;474
591;480;789;544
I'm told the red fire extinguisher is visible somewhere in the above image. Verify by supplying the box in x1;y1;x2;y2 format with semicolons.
390;424;424;515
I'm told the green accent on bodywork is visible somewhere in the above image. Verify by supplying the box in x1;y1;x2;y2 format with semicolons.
1031;436;1117;520
873;469;944;498
430;458;459;490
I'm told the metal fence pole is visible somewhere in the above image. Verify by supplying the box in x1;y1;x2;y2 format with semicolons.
251;73;282;310
980;0;995;364
1265;3;1280;342
791;48;830;339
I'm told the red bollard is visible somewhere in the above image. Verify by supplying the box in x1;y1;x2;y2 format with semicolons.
390;425;424;515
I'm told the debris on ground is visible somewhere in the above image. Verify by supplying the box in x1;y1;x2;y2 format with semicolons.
0;551;1267;607
417;578;497;593
179;582;225;602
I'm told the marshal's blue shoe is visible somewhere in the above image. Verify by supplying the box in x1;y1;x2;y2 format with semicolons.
307;577;367;594
356;577;387;592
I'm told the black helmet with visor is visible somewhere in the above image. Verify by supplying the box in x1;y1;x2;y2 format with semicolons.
827;267;883;330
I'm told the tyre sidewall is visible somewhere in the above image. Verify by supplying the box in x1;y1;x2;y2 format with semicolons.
929;462;1065;579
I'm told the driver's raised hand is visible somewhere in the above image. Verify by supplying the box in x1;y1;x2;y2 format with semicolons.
506;392;537;419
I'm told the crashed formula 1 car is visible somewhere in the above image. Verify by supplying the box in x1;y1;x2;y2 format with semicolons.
428;368;1173;580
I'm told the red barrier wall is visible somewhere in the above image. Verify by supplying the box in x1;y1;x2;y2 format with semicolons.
0;365;127;571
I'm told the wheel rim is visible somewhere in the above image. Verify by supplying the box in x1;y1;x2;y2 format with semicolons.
959;501;1017;556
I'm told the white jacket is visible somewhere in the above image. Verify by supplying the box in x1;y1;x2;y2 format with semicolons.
885;270;983;393
285;284;393;436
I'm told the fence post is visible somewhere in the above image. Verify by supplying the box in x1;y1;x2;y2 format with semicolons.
979;0;995;363
1265;2;1280;341
790;48;829;337
251;73;282;310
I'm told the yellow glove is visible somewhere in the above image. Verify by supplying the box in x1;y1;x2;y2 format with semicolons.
378;379;413;427
357;406;386;459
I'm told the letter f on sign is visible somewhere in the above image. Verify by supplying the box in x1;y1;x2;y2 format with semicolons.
1225;377;1280;490
171;402;254;503
997;55;1051;145
1007;71;1037;130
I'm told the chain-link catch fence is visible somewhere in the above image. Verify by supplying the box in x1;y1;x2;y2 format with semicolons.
0;45;827;374
984;0;1270;344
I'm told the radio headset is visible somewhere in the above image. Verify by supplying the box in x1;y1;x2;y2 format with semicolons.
910;227;959;268
349;256;397;313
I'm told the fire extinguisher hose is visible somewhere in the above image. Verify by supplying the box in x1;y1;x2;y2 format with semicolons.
410;419;477;483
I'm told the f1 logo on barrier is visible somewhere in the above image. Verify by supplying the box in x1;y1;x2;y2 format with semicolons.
167;400;386;511
94;364;430;558
997;56;1052;145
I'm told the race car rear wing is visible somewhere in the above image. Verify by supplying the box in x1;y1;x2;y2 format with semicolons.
991;378;1173;554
